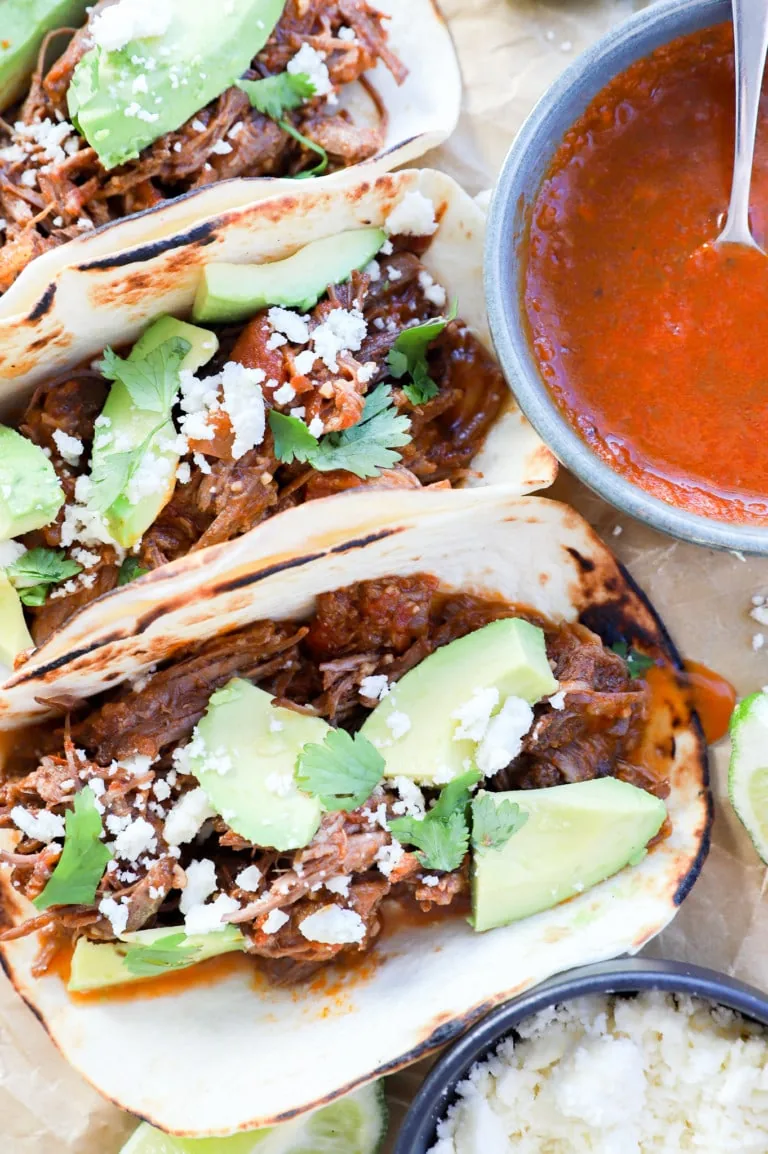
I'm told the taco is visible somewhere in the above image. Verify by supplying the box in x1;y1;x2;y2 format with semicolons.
0;168;554;676
0;486;709;1134
0;0;460;297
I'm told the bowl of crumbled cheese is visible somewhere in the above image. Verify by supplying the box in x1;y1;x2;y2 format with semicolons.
395;958;768;1153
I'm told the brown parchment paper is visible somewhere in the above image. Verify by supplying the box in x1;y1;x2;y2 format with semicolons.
4;2;767;1149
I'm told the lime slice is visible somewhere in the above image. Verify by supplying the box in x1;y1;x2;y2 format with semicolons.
729;691;768;863
120;1082;387;1154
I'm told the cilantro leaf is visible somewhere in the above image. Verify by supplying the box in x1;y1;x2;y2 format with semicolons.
390;808;469;873
471;793;528;853
6;547;82;606
389;770;479;872
270;386;411;479
33;787;112;911
99;337;190;414
118;557;149;586
238;72;316;120
268;409;319;465
278;119;329;178
89;418;169;513
387;301;458;406
122;933;202;977
309;384;411;479
610;641;655;679
295;729;384;811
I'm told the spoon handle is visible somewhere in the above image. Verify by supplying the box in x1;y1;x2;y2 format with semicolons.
721;0;768;246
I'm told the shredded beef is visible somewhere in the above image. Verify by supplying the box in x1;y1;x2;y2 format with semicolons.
0;0;405;292
15;252;504;648
0;576;658;984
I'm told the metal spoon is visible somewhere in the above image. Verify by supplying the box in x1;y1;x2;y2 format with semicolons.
716;0;768;250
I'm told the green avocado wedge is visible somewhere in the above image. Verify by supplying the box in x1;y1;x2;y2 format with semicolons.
68;925;246;993
0;1;91;111
471;779;667;932
68;0;286;169
192;229;387;324
0;572;33;669
0;426;65;540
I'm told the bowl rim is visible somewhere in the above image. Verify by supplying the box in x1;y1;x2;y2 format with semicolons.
393;957;768;1153
484;0;768;555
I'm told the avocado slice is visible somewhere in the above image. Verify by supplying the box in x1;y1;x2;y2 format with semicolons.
91;315;217;549
68;924;245;992
0;426;65;541
470;779;667;932
0;1;91;111
67;0;286;170
192;229;387;324
359;619;558;785
187;679;324;852
0;573;33;670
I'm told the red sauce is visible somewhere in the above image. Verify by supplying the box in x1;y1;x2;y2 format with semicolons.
684;659;736;744
524;24;768;523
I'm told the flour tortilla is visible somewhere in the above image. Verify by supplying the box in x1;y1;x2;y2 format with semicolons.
0;0;460;319
0;485;709;1135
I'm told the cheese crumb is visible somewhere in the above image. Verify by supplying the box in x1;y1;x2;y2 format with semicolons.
325;875;351;896
475;696;534;776
262;908;290;934
375;840;405;879
113;816;157;862
453;688;499;742
90;0;172;52
185;893;240;936
180;858;217;914
10;806;65;843
311;307;367;372
163;787;215;846
385;190;438;236
386;711;411;740
299;904;366;944
268;306;310;345
287;44;332;97
98;896;129;937
52;429;83;465
235;865;262;892
360;674;390;700
548;690;566;710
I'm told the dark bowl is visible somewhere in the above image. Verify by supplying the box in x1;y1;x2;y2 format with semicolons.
394;957;768;1153
484;0;768;555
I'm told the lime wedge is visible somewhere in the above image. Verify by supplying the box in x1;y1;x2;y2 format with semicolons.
729;691;768;863
120;1082;387;1154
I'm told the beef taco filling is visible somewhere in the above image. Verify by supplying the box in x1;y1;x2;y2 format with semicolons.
0;572;667;991
0;0;406;292
0;218;506;658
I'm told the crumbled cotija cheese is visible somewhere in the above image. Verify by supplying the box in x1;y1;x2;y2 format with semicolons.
475;696;534;776
287;44;332;97
299;904;366;944
385;190;438;236
431;993;768;1153
52;429;84;465
90;0;172;52
163;787;215;846
10;806;64;843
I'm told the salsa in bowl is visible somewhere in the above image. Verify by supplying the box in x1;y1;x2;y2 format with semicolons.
486;0;768;552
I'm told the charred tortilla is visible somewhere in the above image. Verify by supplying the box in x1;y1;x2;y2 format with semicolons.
0;486;710;1134
0;169;555;677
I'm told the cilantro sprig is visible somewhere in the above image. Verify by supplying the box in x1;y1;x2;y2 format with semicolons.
269;384;411;479
610;641;655;679
238;71;328;178
99;337;190;414
389;770;480;872
387;301;458;405
122;933;203;977
118;557;149;586
6;547;82;606
471;793;528;853
295;729;384;811
238;72;316;120
89;418;169;512
33;786;112;910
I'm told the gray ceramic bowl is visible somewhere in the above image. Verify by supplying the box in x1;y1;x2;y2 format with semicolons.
485;0;768;554
394;957;768;1152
